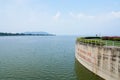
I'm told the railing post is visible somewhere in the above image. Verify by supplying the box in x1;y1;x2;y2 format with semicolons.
112;41;114;46
106;41;107;46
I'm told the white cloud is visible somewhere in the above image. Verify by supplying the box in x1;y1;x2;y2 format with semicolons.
70;12;94;20
53;11;61;21
70;11;120;22
111;11;120;18
0;0;120;35
67;11;120;35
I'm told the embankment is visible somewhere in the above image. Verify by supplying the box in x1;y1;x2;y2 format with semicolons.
75;42;120;80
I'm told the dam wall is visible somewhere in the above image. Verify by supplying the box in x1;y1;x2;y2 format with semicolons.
75;42;120;80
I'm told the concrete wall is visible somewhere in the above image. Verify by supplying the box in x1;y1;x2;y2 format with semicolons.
75;42;120;80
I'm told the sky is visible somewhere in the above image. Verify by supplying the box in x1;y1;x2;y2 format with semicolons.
0;0;120;35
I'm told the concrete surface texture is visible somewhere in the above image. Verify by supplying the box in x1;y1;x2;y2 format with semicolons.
75;43;120;80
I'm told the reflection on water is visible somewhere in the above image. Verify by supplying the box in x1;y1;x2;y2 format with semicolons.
75;59;104;80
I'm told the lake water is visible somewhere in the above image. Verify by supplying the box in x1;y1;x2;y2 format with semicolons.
0;36;103;80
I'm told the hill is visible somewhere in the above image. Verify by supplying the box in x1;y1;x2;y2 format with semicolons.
0;32;55;36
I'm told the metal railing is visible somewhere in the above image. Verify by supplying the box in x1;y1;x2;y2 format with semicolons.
105;41;120;47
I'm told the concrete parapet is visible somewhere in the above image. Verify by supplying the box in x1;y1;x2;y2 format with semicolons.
75;42;120;80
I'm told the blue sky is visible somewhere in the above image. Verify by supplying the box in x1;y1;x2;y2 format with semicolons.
0;0;120;35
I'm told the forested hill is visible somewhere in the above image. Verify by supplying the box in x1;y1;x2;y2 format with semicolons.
0;32;55;36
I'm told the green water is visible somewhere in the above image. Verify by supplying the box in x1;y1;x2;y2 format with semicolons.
0;36;104;80
75;59;104;80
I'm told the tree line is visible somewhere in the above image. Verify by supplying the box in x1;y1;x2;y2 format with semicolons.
0;32;54;36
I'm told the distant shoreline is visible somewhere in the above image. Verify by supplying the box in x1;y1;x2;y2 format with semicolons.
0;32;55;36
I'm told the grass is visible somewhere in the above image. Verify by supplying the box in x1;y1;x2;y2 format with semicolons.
77;38;105;46
77;37;120;47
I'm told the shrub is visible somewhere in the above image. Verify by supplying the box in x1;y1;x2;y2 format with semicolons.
102;36;120;41
76;37;105;46
113;38;120;41
84;37;101;39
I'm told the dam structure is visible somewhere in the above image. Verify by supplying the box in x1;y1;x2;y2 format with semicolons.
75;38;120;80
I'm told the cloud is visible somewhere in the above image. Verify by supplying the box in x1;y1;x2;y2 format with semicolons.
70;12;94;19
0;0;120;35
111;11;120;18
68;11;120;35
53;11;61;21
70;11;120;22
